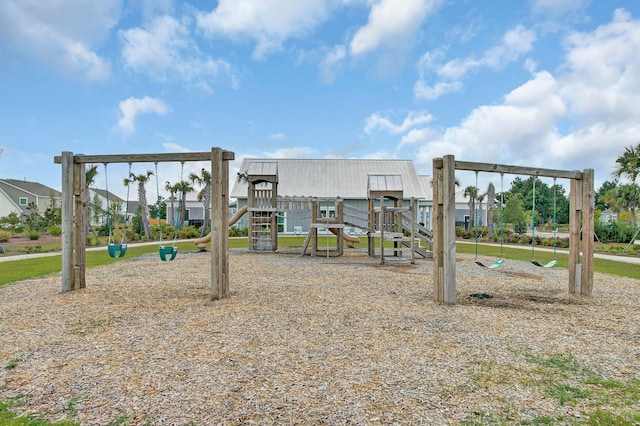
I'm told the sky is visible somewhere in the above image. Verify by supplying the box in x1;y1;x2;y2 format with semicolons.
1;0;640;199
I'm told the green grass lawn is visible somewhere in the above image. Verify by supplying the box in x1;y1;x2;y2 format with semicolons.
456;241;639;279
0;236;638;287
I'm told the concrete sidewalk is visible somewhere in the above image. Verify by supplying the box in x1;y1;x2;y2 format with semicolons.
0;241;187;263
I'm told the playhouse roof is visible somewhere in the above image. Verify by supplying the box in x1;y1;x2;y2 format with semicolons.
231;158;425;199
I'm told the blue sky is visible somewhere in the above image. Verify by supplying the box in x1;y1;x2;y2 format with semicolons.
1;0;640;198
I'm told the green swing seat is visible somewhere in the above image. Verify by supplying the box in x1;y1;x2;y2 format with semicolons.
473;172;505;270
531;259;557;268
475;258;504;269
530;177;558;269
159;245;178;261
108;243;128;258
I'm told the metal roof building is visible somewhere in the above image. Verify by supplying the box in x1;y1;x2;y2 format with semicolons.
231;158;425;200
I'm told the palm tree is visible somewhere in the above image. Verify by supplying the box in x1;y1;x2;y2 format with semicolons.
613;142;640;184
605;184;640;228
477;192;486;227
124;170;154;239
174;180;194;227
189;168;212;237
463;185;479;231
165;181;177;226
85;164;101;241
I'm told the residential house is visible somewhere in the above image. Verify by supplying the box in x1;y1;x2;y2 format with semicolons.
87;188;129;226
0;178;61;219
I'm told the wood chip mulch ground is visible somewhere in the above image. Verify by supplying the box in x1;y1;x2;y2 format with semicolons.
1;248;638;425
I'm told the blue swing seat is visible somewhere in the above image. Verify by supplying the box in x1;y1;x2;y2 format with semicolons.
159;245;178;261
108;243;128;258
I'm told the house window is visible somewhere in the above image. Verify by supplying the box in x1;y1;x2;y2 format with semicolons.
277;211;285;233
19;197;28;206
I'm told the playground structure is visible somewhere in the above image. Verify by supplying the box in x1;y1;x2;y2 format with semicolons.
54;149;234;299
301;197;350;256
245;161;279;252
432;155;595;305
366;174;414;264
225;161;430;260
52;150;597;306
193;205;248;250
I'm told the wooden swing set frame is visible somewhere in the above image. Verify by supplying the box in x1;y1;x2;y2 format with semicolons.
54;148;234;299
432;155;595;305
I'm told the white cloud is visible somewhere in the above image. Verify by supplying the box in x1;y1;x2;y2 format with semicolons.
413;9;640;184
120;15;233;85
0;0;119;80
531;0;589;17
484;25;537;69
400;128;435;146
413;80;462;101
319;45;347;83
269;133;286;140
162;142;191;153
415;25;536;101
365;111;434;135
262;147;318;158
350;0;440;56
560;9;640;125
197;0;332;59
117;96;170;134
415;71;567;169
361;150;399;160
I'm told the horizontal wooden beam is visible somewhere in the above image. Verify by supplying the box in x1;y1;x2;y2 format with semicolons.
54;150;235;164
433;158;583;180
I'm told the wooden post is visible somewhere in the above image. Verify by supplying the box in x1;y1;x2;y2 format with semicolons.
432;158;444;302
379;199;385;264
367;197;375;257
271;181;278;252
311;198;318;256
568;177;582;294
336;197;344;256
73;159;86;289
581;169;595;296
211;148;228;300
410;197;416;265
222;156;230;296
442;155;457;304
61;152;74;292
433;156;456;304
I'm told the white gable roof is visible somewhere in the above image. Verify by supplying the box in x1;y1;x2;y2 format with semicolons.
231;158;425;199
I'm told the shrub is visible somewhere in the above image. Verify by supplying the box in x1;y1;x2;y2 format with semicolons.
86;235;99;247
455;226;474;239
0;230;10;243
48;225;62;236
178;225;200;239
27;230;41;240
96;224;110;237
514;221;528;234
518;234;532;245
229;227;247;237
558;237;570;249
0;212;22;232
